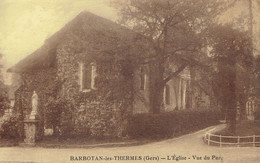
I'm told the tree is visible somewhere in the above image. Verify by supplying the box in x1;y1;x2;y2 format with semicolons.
0;53;9;116
112;0;237;113
207;24;253;132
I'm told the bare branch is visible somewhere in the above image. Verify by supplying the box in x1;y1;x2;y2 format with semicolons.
163;63;188;84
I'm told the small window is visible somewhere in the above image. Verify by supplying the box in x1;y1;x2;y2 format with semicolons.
80;62;96;91
165;84;170;105
140;67;146;90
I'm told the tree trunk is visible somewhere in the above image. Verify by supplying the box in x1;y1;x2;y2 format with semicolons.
227;103;237;133
227;67;237;134
218;58;237;133
226;89;237;134
149;62;165;114
150;83;164;114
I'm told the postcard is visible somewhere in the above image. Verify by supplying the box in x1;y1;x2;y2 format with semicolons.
0;0;260;162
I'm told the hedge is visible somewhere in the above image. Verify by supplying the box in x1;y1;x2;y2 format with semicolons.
0;113;20;139
254;110;260;120
127;109;222;139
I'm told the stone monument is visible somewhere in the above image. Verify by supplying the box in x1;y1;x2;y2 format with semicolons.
29;91;38;120
22;91;39;146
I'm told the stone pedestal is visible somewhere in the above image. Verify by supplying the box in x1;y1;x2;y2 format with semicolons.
22;119;39;146
29;110;38;120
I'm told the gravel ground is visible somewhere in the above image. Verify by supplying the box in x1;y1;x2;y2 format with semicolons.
0;125;259;163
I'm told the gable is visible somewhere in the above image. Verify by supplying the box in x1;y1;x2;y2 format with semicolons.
8;11;139;73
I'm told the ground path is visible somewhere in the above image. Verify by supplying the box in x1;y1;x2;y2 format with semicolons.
0;125;259;163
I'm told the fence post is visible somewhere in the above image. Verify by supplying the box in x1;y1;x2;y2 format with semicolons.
253;135;255;147
238;136;240;147
220;135;222;147
208;133;210;145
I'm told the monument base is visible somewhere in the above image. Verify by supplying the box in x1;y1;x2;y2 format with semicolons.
23;119;39;146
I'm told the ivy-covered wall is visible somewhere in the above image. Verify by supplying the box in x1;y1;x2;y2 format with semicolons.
14;12;145;138
14;68;58;138
53;13;139;137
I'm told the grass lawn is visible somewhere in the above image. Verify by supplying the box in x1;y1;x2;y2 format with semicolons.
207;121;260;146
0;135;152;148
37;125;214;148
0;125;217;148
36;135;155;148
215;120;260;136
0;138;19;147
39;135;128;145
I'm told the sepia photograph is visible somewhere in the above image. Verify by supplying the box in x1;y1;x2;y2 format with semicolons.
0;0;260;162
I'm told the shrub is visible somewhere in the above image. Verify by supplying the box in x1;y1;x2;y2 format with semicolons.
126;109;222;139
0;81;10;117
75;100;122;138
0;113;20;139
45;97;74;136
254;110;260;121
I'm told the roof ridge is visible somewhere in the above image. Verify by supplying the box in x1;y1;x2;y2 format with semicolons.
7;11;135;73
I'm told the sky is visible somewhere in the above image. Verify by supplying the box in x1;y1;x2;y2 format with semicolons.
0;0;259;78
0;0;117;67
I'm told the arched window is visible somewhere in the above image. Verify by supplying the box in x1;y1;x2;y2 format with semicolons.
80;62;96;91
